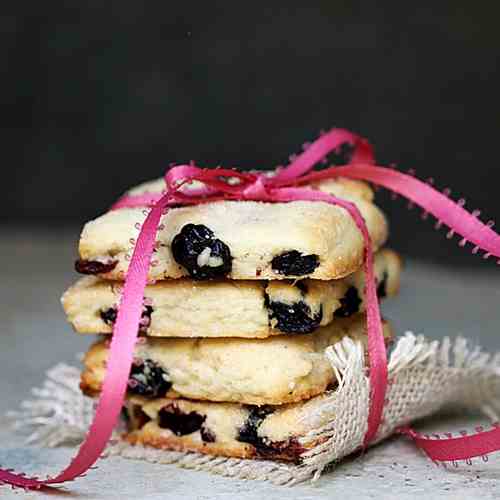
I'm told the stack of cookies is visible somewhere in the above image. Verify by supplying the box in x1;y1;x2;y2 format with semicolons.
62;174;401;462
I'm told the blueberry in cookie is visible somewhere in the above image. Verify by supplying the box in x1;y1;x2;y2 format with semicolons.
334;287;362;318
271;251;319;276
100;305;154;334
267;298;323;334
237;406;275;450
75;259;118;275
128;359;172;398
158;404;206;436
171;224;232;279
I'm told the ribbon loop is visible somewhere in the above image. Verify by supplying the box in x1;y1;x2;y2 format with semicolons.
241;175;270;200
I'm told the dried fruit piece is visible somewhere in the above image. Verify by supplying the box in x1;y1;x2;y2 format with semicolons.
128;359;172;398
100;307;118;326
268;300;323;334
200;426;216;443
334;286;362;318
75;259;118;275
158;404;206;436
100;305;154;334
236;406;274;450
271;251;319;276
171;224;232;280
237;406;304;461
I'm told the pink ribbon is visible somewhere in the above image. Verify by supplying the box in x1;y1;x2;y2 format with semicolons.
2;129;500;490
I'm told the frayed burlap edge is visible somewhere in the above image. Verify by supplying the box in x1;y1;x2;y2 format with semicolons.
8;333;500;486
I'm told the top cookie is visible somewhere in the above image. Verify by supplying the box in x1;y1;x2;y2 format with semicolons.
76;176;388;281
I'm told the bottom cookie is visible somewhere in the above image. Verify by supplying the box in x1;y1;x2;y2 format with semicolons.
123;393;337;463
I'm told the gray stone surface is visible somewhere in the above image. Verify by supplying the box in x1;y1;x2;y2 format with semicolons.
1;228;500;498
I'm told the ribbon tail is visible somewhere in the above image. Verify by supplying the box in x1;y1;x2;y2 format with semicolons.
0;194;171;489
324;165;500;461
399;425;500;462
362;244;388;446
333;165;500;258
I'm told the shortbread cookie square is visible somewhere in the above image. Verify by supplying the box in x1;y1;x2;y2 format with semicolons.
63;249;401;338
81;314;393;406
76;177;388;281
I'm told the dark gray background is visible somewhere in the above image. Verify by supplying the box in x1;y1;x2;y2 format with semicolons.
2;2;499;265
2;5;500;494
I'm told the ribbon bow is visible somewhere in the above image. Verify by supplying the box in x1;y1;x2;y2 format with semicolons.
112;128;374;206
2;129;500;490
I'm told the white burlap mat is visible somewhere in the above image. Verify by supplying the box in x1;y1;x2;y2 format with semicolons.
8;333;500;486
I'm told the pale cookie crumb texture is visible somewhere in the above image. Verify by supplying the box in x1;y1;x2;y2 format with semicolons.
81;314;393;405
63;249;401;338
76;176;388;281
